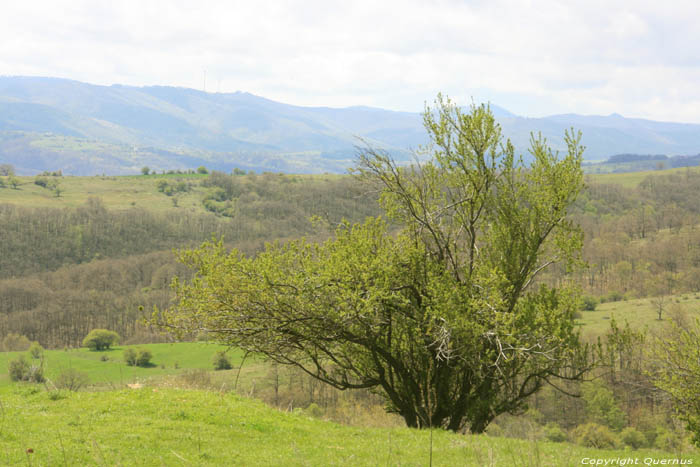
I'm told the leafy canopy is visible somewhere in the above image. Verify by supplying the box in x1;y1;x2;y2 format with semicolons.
159;95;588;432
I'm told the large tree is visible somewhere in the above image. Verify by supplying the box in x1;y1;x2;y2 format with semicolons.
159;95;589;432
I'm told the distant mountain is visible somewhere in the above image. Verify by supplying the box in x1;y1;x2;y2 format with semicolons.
0;76;699;174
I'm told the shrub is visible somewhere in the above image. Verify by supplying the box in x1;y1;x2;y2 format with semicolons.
572;423;621;449
2;333;31;351
34;176;49;187
29;341;44;359
8;355;30;381
544;422;568;443
8;355;44;383
213;351;232;370
55;368;89;391
124;348;152;367
654;428;681;451
580;295;598;311
136;349;152;367
124;348;137;366
581;381;626;431
621;427;647;449
197;166;208;174
82;329;119;351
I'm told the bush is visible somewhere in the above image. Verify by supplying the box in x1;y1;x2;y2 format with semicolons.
572;423;621;449
197;166;208;174
621;427;647;449
213;351;232;370
55;368;89;391
544;422;568;443
654;428;681;451
2;333;31;351
82;329;120;351
136;349;152;367
580;295;598;311
8;355;30;381
8;355;44;383
124;348;137;366
29;341;44;359
581;381;626;431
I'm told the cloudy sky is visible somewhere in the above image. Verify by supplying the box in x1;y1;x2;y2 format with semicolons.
1;0;698;122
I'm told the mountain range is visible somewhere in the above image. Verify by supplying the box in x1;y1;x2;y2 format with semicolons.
1;76;699;175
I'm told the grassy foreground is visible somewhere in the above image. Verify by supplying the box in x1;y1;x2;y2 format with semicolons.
1;387;696;466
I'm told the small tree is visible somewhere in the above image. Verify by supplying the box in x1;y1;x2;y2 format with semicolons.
124;348;137;366
8;355;30;381
213;351;232;370
8;175;19;189
197;166;208;174
141;166;150;175
55;368;89;391
82;329;120;351
8;355;44;382
650;294;668;320
0;163;14;176
136;349;152;367
649;318;700;446
29;341;44;359
2;333;31;351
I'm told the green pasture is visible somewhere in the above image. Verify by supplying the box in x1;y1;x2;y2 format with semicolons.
0;387;695;466
576;292;700;338
0;342;240;388
587;165;700;188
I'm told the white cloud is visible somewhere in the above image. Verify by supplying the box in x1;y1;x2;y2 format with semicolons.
0;0;699;122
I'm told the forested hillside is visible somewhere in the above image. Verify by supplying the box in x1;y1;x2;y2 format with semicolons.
1;167;700;347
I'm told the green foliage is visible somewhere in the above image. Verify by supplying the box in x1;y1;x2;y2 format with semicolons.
581;381;626;431
28;341;44;359
2;333;31;351
212;351;232;370
136;349;153;367
543;423;568;443
8;354;44;382
8;354;30;381
34;176;49;187
55;368;89;391
197;166;208;174
620;427;647;449
580;295;598;311
572;423;621;449
124;348;152;367
124;348;137;366
161;96;588;433
82;329;120;351
7;175;19;189
141;166;150;175
649;318;700;446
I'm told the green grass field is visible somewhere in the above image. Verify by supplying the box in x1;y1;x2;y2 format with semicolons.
576;293;700;338
0;386;696;466
586;165;700;188
0;174;210;212
0;342;238;388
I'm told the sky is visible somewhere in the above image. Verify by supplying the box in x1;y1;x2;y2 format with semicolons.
1;0;699;122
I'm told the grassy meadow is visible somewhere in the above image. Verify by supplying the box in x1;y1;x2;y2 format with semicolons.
577;292;700;338
0;342;239;388
1;385;697;466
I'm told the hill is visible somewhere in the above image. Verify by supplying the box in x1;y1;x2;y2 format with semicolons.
2;385;695;466
2;76;700;174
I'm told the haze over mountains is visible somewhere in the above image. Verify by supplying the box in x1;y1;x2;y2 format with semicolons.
1;76;699;175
